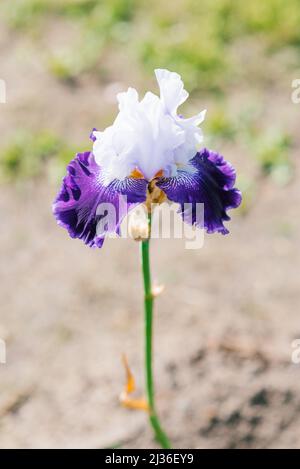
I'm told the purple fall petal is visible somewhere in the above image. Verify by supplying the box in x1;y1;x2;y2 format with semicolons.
157;148;242;234
53;151;147;247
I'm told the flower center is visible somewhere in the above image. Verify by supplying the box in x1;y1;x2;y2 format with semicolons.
146;179;166;212
129;167;166;212
130;167;164;180
130;168;144;179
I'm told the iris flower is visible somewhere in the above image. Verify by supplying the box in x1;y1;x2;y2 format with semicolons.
53;69;241;246
53;69;243;448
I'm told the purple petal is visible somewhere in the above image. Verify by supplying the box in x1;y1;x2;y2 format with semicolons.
156;148;242;235
53;151;147;247
89;128;97;142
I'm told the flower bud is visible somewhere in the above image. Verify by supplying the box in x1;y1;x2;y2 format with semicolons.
128;208;149;241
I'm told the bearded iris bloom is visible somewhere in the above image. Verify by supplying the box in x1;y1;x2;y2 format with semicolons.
53;69;242;449
53;69;241;247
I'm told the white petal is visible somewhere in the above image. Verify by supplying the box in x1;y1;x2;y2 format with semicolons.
183;109;207;126
93;69;206;183
117;87;139;112
155;68;189;115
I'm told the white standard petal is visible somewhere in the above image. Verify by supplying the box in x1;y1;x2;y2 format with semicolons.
117;87;139;113
172;109;207;166
155;68;189;115
93;119;136;182
93;69;207;183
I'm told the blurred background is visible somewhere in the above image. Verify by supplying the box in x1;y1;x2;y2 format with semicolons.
0;0;300;448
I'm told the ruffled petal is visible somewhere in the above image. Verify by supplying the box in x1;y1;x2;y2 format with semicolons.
156;148;242;234
53;151;147;247
155;68;189;114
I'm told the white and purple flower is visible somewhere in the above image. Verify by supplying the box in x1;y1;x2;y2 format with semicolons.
53;69;242;247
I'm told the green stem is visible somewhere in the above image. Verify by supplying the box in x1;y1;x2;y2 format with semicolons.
140;212;171;449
